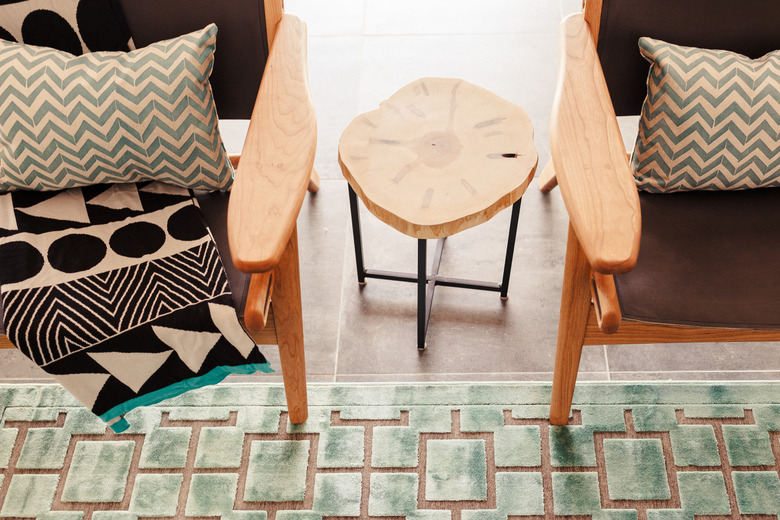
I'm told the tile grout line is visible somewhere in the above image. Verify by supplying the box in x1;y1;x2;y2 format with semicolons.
331;200;357;383
315;370;780;381
327;369;780;376
604;345;612;381
360;0;368;36
329;0;370;385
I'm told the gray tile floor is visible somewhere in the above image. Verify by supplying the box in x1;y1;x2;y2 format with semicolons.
1;0;778;384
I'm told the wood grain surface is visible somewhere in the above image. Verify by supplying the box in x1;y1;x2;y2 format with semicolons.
550;14;641;274
228;14;317;273
339;77;537;239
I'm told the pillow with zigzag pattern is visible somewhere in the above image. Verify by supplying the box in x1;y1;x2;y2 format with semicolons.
0;23;234;191
631;37;780;193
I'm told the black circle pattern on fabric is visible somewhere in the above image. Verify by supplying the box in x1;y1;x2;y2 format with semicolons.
48;234;107;273
110;222;166;258
0;25;16;42
21;10;82;55
167;205;208;242
0;0;130;53
0;241;44;284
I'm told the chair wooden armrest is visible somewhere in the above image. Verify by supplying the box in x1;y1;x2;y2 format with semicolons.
550;13;641;274
227;13;317;275
225;14;313;424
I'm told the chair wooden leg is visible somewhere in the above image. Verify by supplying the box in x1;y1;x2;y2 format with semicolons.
538;160;558;193
550;224;592;425
272;225;308;423
307;168;321;193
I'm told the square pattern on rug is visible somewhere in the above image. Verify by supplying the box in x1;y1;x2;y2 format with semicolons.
0;382;778;519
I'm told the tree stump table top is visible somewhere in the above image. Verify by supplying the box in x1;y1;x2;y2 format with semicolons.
338;77;538;239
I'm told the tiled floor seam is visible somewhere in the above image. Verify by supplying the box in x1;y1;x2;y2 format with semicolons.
332;210;355;383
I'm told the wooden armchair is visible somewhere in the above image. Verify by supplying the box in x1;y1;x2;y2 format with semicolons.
544;0;780;425
0;0;316;423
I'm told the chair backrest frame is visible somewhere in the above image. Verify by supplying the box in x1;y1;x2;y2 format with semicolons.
119;0;283;119
586;0;780;116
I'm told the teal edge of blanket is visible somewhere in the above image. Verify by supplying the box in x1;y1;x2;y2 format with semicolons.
100;362;274;433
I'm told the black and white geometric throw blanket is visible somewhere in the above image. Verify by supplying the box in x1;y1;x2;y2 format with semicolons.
0;182;271;432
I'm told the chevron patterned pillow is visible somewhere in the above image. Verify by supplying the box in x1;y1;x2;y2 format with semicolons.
0;24;234;191
631;37;780;193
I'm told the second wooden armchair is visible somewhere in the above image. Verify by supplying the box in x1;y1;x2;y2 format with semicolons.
544;0;780;425
121;0;318;422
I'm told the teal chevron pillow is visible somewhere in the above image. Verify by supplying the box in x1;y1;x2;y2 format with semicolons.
0;24;234;191
631;37;780;193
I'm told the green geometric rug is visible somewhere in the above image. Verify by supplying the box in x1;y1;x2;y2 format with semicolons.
0;382;779;519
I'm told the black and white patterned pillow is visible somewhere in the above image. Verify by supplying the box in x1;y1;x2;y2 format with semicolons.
0;0;132;54
0;182;271;432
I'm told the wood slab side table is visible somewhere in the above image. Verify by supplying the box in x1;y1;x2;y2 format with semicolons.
338;77;538;350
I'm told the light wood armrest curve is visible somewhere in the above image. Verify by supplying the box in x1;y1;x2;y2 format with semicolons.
228;14;317;273
591;272;621;333
550;13;640;274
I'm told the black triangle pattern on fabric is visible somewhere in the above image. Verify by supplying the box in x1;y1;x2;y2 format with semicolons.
147;297;223;333
42;349;109;376
82;184;146;225
8;190;64;210
10;190;90;233
12;212;88;234
91;376;138;415
4;182;195;235
135;182;193;213
39;301;268;416
86;321;181;355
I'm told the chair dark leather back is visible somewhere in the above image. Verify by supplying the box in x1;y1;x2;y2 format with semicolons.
118;0;275;311
118;0;270;119
595;0;780;115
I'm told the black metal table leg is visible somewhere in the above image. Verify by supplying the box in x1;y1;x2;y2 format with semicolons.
426;238;444;332
348;185;523;350
348;185;367;285
499;197;523;299
418;237;446;350
417;239;427;350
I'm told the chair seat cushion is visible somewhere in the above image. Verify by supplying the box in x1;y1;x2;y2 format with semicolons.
615;187;780;329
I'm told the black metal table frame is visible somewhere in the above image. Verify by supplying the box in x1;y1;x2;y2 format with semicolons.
348;185;522;350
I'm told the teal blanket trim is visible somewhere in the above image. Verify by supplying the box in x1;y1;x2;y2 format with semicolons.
100;363;274;432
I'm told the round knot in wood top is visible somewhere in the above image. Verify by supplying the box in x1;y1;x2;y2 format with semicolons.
415;131;463;168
